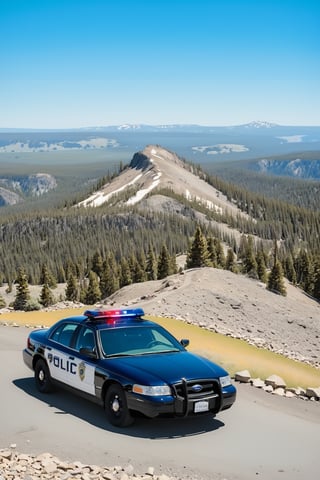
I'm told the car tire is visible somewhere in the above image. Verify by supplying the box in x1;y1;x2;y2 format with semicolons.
35;359;53;393
105;384;134;427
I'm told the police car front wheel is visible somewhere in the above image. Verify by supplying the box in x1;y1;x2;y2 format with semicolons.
35;359;53;393
105;384;133;427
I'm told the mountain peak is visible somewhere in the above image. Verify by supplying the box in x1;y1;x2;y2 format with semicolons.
77;145;249;222
242;120;279;128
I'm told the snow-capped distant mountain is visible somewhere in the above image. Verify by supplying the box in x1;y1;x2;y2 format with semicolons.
117;124;142;130
241;121;279;129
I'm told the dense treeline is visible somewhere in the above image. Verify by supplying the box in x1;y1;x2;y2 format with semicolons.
8;224;320;312
208;159;320;212
0;209;197;284
204;173;320;253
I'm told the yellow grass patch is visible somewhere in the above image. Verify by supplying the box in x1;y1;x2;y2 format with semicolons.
3;309;319;389
151;316;320;389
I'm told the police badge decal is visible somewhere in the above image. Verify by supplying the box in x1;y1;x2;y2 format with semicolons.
78;361;86;381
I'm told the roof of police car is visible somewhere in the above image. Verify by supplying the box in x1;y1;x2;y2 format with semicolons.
55;308;155;330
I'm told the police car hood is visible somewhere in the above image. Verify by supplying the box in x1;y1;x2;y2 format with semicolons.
105;351;227;384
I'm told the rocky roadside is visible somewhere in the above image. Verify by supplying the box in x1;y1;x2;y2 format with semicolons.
234;371;320;401
0;447;180;480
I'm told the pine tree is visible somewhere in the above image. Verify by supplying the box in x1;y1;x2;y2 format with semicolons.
299;250;314;294
225;248;237;273
186;226;209;269
157;245;171;279
13;268;31;311
85;271;102;304
169;254;178;275
40;283;55;307
136;249;147;275
119;258;132;287
65;259;77;279
100;259;119;298
146;246;158;281
256;249;267;283
214;238;226;268
238;234;249;260
39;264;57;288
267;242;286;296
242;236;258;278
57;265;66;283
284;253;297;285
65;273;79;302
91;251;103;278
131;257;147;283
206;237;217;267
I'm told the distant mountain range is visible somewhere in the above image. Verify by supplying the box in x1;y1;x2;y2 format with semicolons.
1;121;319;133
0;124;319;209
1;122;319;163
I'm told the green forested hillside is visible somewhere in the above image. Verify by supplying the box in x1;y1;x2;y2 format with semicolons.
209;152;320;211
1;151;320;307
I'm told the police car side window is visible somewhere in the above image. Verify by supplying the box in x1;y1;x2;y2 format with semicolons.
50;323;78;347
75;327;96;352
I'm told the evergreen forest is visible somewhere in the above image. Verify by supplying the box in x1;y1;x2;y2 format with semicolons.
1;150;320;309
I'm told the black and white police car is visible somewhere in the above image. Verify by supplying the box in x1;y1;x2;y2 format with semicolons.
23;308;236;427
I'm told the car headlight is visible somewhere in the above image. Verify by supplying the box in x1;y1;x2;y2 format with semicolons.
219;375;232;388
132;384;171;396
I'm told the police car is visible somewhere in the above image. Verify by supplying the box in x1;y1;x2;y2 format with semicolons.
23;308;236;427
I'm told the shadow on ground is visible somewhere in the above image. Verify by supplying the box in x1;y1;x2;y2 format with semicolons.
14;377;225;440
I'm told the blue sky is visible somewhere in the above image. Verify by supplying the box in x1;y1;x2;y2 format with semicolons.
1;0;319;128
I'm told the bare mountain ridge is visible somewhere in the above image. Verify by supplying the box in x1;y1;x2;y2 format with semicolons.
78;145;249;223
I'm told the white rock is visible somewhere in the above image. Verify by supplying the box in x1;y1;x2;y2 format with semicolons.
285;391;296;398
251;378;265;388
265;374;286;388
263;385;274;393
235;370;251;383
272;387;285;396
42;460;58;474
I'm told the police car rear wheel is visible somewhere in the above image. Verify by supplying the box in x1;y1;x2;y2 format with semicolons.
105;384;133;427
35;359;53;393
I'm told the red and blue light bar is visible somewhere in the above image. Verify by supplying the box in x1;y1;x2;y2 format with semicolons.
84;308;145;320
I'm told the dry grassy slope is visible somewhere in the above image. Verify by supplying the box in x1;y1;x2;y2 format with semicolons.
106;267;320;367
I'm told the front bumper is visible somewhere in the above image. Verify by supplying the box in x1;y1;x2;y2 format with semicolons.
127;382;236;418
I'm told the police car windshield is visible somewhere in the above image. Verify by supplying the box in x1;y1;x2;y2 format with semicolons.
99;325;183;358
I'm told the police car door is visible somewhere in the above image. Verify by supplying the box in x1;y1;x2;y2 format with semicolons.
46;322;79;385
69;326;96;395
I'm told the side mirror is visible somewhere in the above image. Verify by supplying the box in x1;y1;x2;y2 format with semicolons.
79;347;97;359
180;339;190;348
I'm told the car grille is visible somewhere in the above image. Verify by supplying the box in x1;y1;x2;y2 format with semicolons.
172;378;221;416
